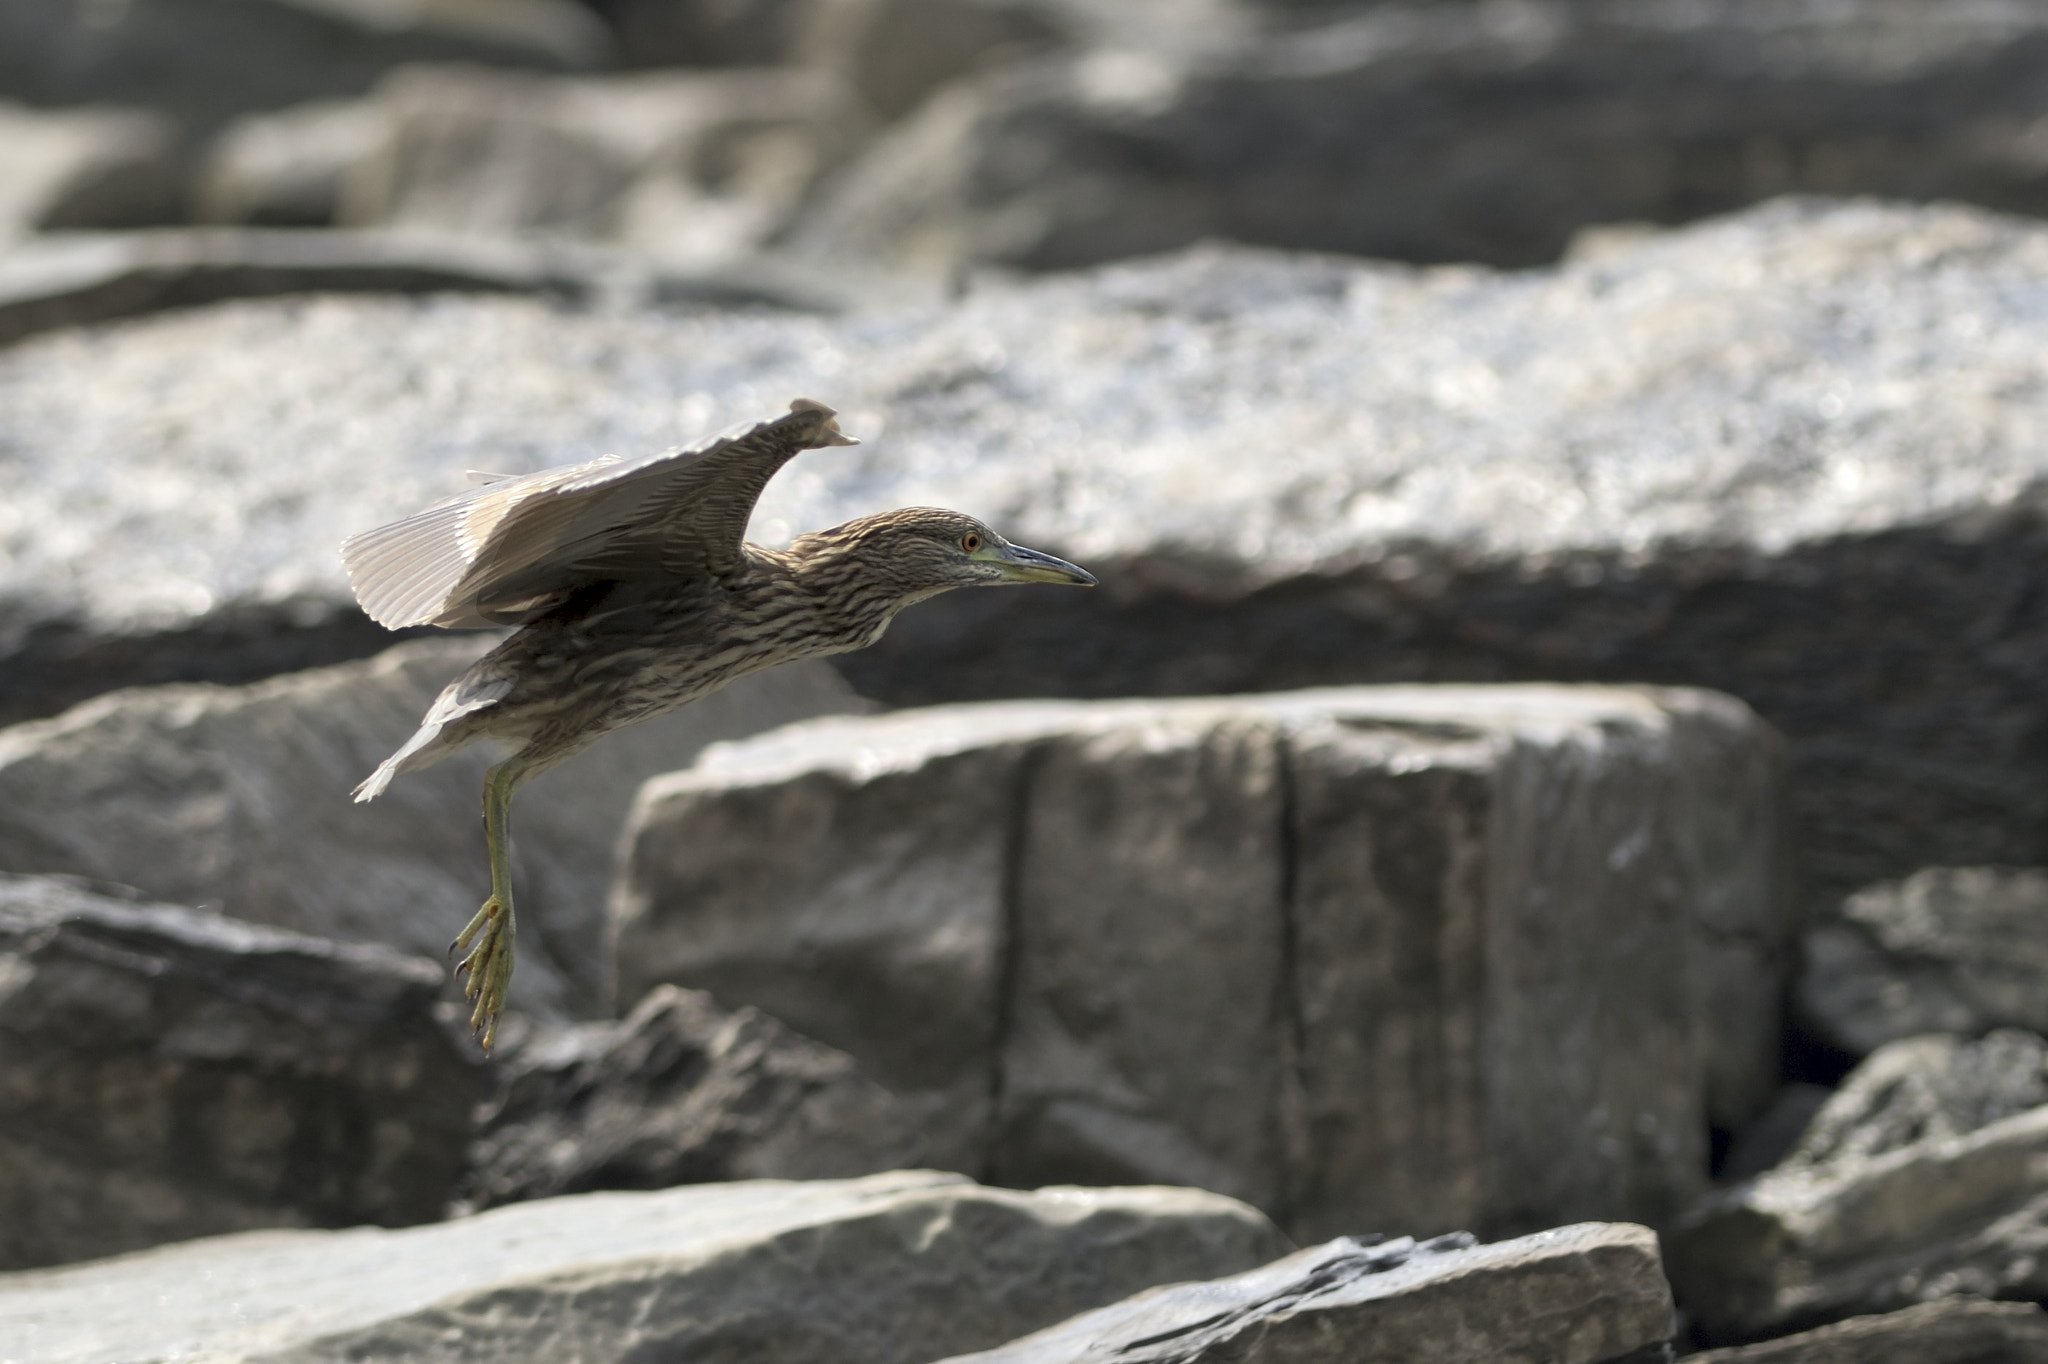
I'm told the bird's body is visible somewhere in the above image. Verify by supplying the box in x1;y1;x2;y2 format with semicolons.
344;400;1093;1046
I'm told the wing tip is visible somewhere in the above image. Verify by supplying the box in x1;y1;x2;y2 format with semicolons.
790;397;860;447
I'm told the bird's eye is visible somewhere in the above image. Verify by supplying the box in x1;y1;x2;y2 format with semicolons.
961;532;982;552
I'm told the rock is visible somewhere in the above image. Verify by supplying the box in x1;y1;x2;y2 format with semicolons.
1690;1297;2048;1364
193;99;390;227
1784;1031;2048;1170
802;0;1068;121
936;1222;1673;1364
6;199;2048;910
0;102;180;243
611;684;1788;1237
334;64;870;264
0;1170;1290;1364
789;0;2048;275
591;0;817;67
460;983;924;1208
1798;867;2048;1056
0;0;609;137
0;225;839;364
0;637;865;1016
0;872;480;1271
1667;1031;2048;1342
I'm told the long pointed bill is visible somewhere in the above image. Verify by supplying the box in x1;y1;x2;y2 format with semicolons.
990;542;1097;586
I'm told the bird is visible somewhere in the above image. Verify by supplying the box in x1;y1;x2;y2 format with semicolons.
342;398;1095;1049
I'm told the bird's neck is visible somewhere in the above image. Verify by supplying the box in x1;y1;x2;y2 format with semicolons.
763;539;946;654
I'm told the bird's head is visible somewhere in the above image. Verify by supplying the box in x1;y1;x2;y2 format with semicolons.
791;507;1096;607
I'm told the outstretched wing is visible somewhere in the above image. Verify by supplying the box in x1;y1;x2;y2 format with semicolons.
342;398;858;629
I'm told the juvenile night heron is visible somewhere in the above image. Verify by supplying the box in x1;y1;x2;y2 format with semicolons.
344;399;1093;1047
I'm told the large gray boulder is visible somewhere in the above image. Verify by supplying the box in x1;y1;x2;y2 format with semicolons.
1668;1030;2048;1342
1690;1298;2048;1364
460;983;925;1209
790;0;2048;274
0;1171;1290;1364
0;873;479;1271
0;638;864;1016
936;1222;1673;1364
1799;867;2048;1056
7;199;2048;907
0;102;180;243
0;0;609;137
611;684;1789;1238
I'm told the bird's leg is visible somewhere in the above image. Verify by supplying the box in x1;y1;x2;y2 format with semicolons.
452;761;519;1051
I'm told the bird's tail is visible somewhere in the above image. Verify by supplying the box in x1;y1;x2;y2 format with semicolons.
353;717;457;802
352;760;400;803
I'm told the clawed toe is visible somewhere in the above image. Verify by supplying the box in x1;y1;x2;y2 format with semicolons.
451;896;512;1051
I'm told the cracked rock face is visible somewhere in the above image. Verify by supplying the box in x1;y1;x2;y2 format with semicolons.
1690;1297;2048;1364
0;1172;1289;1364
460;984;926;1208
0;873;480;1271
1798;867;2048;1056
938;1222;1673;1364
1;198;2043;909
1669;1030;2048;1343
610;683;1788;1239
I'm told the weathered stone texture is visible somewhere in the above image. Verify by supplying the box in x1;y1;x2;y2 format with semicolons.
0;1172;1289;1364
0;637;864;1016
1669;1030;2048;1342
0;873;479;1271
0;0;609;136
1691;1297;2048;1364
791;0;2048;274
1798;866;2048;1056
614;684;1788;1238
460;984;924;1209
937;1222;1673;1364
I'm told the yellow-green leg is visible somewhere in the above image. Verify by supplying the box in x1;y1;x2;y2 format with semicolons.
451;761;519;1051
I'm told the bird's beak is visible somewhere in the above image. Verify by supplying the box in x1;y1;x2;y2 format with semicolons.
984;540;1097;586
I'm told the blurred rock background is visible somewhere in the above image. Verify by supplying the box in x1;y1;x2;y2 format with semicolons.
10;1;2048;1361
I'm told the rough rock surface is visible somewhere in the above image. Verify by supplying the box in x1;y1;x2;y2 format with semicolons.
0;638;864;1016
1785;1031;2048;1169
792;0;2048;274
0;227;835;369
937;1222;1672;1364
7;200;2048;905
460;984;924;1208
0;102;180;243
0;1171;1290;1364
1799;867;2048;1056
1690;1297;2048;1364
0;0;609;136
611;684;1788;1237
1668;1031;2048;1342
333;66;870;264
0;873;479;1271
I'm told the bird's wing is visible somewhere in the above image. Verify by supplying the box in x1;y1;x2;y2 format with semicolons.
342;399;857;629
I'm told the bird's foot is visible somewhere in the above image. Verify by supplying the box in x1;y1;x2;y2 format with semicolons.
451;895;513;1052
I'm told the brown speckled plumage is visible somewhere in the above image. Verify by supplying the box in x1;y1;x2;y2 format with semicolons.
343;399;1094;1046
